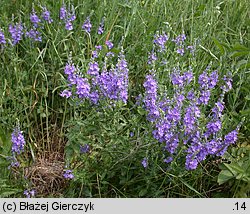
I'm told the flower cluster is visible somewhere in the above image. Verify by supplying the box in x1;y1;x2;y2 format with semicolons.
60;3;76;30
141;157;148;168
60;47;129;105
24;189;36;198
80;144;90;154
154;32;168;52
82;17;92;33
8;6;54;44
11;127;26;154
30;8;41;28
42;6;53;24
1;3;106;47
63;169;74;179
143;32;239;170
143;73;159;122
98;18;105;35
9;22;24;45
26;6;53;42
26;27;42;42
0;29;6;45
8;126;26;168
172;34;186;55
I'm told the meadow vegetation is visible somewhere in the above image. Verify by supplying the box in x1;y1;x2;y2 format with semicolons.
0;0;249;197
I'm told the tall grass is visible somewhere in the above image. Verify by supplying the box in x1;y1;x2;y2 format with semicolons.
0;0;249;197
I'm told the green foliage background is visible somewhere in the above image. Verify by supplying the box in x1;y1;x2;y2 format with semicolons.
0;0;249;197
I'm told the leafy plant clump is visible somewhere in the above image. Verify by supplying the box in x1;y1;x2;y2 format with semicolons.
0;1;249;198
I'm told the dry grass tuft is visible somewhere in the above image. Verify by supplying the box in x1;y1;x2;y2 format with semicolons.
25;151;67;196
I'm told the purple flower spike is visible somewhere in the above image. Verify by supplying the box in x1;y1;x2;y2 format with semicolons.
76;77;91;99
105;40;113;49
141;158;148;168
172;34;186;45
24;190;30;198
164;157;173;164
185;155;198;170
208;70;218;89
0;29;6;44
224;130;238;145
89;91;99;104
26;27;42;42
9;22;24;45
63;169;74;179
42;7;53;23
177;48;185;56
87;62;100;76
30;9;41;27
30;190;36;197
198;90;210;105
98;24;104;35
198;71;209;89
80;144;90;154
60;5;67;20
221;74;232;92
143;74;159;122
148;51;157;65
154;32;168;51
11;127;26;154
82;17;92;33
65;21;73;31
60;89;72;98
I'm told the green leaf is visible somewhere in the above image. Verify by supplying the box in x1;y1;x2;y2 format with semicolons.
240;109;250;116
138;188;147;197
0;189;22;197
212;38;225;55
232;44;249;51
218;170;234;185
137;106;146;115
179;179;203;197
239;62;250;70
224;163;244;175
229;51;250;58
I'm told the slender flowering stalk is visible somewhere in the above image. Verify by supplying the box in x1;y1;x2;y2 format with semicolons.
80;144;90;153
60;4;76;30
24;189;36;198
63;169;74;179
172;34;186;55
60;89;72;98
9;22;24;45
87;61;100;76
82;17;92;33
68;5;76;21
106;51;115;57
42;6;53;23
98;18;105;35
164;156;173;164
76;77;91;99
154;32;168;52
7;156;20;168
172;34;186;45
141;158;148;168
65;21;73;31
0;29;6;45
148;50;157;65
105;40;113;49
60;5;67;20
26;27;42;42
143;73;159;122
30;8;41;28
11;127;26;154
221;74;232;92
